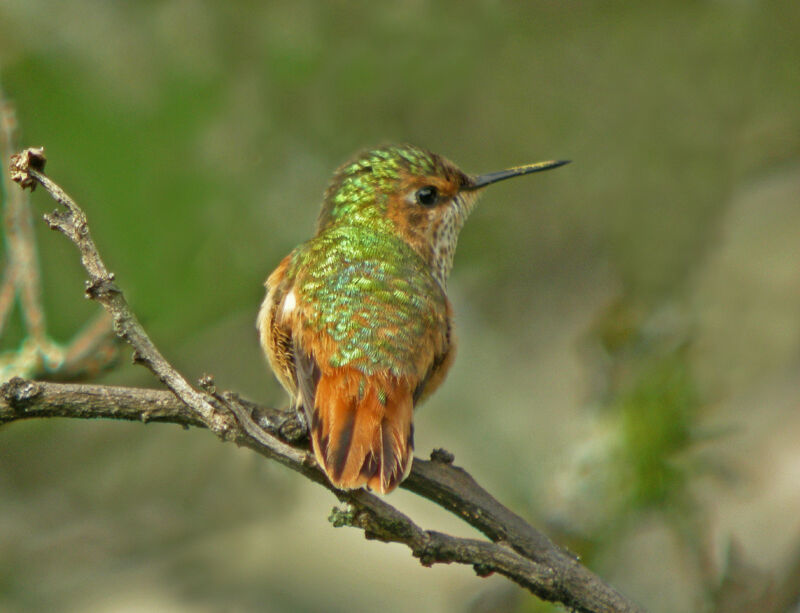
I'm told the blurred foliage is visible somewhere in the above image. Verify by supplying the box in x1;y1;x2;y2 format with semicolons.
591;299;701;513
618;349;698;510
2;1;800;612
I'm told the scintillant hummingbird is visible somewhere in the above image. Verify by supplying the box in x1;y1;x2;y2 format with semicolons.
258;144;567;494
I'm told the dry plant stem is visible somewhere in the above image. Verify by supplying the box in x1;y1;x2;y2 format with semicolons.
63;311;114;363
1;93;46;342
0;265;15;336
52;311;117;380
7;149;645;613
1;90;115;377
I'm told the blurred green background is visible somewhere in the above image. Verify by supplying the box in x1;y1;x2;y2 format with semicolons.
2;1;800;611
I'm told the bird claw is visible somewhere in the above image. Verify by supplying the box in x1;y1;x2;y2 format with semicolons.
252;407;308;443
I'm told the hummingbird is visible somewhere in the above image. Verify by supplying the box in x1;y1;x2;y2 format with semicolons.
258;144;567;494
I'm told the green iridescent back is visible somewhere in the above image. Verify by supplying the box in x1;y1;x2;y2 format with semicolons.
288;224;448;376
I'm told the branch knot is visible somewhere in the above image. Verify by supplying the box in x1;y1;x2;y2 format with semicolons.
0;376;43;409
430;447;455;464
85;277;121;300
9;146;46;190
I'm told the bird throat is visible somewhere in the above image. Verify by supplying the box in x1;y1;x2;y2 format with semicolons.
429;192;477;289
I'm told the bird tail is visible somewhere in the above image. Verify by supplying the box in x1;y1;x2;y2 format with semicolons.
310;367;414;494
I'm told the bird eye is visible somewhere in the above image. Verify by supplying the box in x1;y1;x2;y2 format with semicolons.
415;186;439;206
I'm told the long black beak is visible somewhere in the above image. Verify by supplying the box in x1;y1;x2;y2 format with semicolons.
466;159;570;190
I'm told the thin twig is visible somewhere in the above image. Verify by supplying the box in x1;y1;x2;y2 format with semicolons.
1;89;47;343
0;264;16;337
0;87;117;378
6;147;646;613
54;311;117;379
1;91;22;335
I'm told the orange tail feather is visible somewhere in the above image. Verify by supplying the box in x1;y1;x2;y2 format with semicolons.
311;368;414;494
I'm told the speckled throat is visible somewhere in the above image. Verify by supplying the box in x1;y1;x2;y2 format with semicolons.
429;191;478;289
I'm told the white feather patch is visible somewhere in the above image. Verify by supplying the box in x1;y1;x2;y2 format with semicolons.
282;289;297;318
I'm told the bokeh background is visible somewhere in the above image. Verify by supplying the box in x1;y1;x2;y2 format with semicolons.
2;1;800;612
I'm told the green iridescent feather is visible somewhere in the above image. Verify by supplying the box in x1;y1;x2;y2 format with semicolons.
316;144;459;230
288;224;448;376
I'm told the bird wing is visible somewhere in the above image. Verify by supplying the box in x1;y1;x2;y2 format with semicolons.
258;254;298;402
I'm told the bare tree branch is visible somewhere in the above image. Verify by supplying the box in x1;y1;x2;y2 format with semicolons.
5;147;646;613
